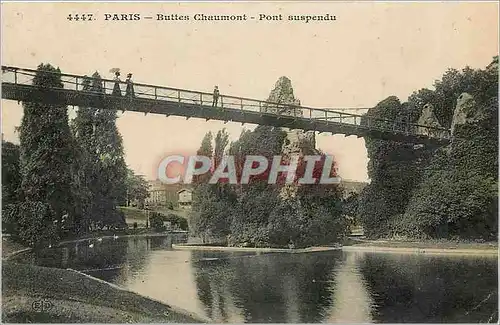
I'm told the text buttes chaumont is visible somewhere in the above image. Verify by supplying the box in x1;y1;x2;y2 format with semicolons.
104;13;336;23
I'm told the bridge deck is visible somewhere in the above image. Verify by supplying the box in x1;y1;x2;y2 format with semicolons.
1;66;451;145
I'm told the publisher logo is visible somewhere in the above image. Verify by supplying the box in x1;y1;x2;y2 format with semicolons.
32;299;53;313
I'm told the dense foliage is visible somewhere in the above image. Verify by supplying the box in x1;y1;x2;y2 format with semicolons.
149;212;189;231
125;168;150;208
15;64;77;244
72;72;128;231
358;57;498;240
3;201;59;247
2;141;21;206
190;78;349;248
3;64;131;246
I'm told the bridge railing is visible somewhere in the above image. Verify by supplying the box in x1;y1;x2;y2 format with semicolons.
2;66;451;140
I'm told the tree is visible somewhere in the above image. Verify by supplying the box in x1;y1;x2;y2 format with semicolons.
191;131;214;239
190;130;236;241
193;131;213;184
90;73;127;229
360;56;499;240
191;76;348;248
214;128;229;170
358;96;429;238
18;63;77;241
403;66;498;240
3;201;58;247
2;140;22;234
125;168;149;207
342;191;360;228
2;140;21;206
197;131;213;157
72;72;128;230
227;124;287;246
71;75;99;233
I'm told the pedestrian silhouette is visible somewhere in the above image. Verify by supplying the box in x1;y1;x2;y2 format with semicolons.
212;86;220;107
112;71;122;96
125;73;135;98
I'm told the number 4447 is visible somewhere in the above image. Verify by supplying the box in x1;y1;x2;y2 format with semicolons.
67;14;94;21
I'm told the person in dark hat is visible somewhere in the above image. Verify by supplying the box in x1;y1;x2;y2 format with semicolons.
125;73;135;98
212;85;220;108
112;71;122;96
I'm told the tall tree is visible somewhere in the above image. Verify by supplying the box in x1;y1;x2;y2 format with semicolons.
18;63;76;238
125;168;149;208
71;74;99;233
197;131;213;157
213;128;229;170
190;131;215;239
72;72;128;230
193;131;213;184
90;72;128;229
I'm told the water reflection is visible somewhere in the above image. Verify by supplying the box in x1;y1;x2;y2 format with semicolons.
325;251;374;323
15;237;498;323
358;253;498;323
190;250;342;323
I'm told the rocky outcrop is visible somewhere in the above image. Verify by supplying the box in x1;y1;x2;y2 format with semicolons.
416;103;442;137
263;76;316;155
264;76;301;115
263;77;319;199
451;92;475;136
282;130;316;155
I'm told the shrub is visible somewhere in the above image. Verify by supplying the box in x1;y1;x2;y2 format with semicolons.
149;212;165;231
164;213;189;231
3;201;59;247
149;212;189;231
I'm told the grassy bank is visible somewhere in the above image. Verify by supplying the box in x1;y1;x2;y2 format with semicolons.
2;236;30;258
119;206;149;227
2;236;202;323
2;260;206;323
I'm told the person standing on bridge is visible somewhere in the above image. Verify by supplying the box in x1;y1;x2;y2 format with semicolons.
125;73;135;98
212;85;220;108
112;71;122;96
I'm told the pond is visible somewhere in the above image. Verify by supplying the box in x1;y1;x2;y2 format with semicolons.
15;236;498;323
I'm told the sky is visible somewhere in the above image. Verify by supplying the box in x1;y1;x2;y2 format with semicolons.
1;2;498;182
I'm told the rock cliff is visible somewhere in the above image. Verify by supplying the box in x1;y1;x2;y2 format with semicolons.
451;92;475;136
416;103;443;137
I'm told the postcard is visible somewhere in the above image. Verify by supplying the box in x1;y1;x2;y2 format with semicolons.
1;1;498;323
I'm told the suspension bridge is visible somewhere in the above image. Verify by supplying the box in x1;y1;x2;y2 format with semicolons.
1;66;451;145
